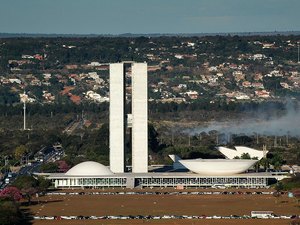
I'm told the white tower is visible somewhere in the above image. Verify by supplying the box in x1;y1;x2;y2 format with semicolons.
109;62;148;173
109;63;125;173
23;100;26;130
20;91;28;131
132;63;148;173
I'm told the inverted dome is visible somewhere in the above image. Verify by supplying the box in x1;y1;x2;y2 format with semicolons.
235;146;267;160
65;161;113;176
217;146;267;160
179;159;257;175
217;146;239;159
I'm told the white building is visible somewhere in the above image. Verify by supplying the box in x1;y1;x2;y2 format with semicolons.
45;146;287;189
109;62;148;174
9;78;22;84
85;91;109;103
109;63;125;173
131;63;148;173
217;146;268;160
40;61;289;189
179;159;257;176
46;160;283;189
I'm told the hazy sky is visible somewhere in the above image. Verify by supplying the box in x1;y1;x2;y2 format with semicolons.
1;0;299;34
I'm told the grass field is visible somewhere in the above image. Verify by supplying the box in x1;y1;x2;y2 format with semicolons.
22;189;299;225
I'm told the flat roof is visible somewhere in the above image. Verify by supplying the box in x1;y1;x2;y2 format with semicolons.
46;172;288;179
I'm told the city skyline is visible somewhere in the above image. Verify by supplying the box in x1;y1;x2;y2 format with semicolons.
0;0;300;35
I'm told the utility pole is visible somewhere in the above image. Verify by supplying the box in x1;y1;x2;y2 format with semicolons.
4;156;9;166
297;41;300;63
228;133;233;144
23;97;26;130
274;136;277;148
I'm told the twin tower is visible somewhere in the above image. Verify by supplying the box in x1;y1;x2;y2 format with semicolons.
109;62;148;173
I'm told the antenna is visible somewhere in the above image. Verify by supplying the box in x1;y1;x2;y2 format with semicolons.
23;91;27;130
298;42;300;63
274;136;277;147
256;132;259;144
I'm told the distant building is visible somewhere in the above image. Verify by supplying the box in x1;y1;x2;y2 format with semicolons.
255;90;270;98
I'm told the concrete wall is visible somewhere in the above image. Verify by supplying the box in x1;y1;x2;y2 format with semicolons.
109;63;125;173
132;63;148;173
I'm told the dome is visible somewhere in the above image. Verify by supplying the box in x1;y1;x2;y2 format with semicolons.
65;161;113;176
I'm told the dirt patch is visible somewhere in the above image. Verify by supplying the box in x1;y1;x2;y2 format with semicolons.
30;219;292;225
24;193;299;216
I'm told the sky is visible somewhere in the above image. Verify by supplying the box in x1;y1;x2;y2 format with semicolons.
0;0;299;34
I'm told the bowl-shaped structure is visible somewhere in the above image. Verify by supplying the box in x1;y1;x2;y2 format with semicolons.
235;146;267;160
179;159;257;175
217;146;238;159
217;146;267;160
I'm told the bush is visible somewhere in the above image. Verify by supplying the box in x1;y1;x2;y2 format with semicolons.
0;198;22;225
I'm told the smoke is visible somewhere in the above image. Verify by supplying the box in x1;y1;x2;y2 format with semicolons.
185;100;300;138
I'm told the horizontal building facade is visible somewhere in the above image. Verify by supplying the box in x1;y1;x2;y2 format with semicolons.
47;172;285;189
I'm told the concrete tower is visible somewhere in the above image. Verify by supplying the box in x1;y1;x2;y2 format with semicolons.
131;63;148;173
109;63;125;173
109;62;148;173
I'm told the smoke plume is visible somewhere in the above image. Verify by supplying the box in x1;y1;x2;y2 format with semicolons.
186;100;300;137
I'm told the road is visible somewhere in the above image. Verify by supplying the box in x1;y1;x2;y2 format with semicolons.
0;146;64;190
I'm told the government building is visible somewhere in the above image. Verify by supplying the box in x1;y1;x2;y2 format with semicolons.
44;62;288;189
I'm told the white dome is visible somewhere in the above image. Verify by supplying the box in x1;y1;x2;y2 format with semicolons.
65;161;113;176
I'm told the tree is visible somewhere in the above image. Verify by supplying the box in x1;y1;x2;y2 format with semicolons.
148;124;160;153
12;175;38;205
0;187;22;202
273;161;282;171
37;176;51;192
14;145;28;161
273;191;281;204
40;162;58;173
270;153;284;171
0;198;22;225
20;187;37;205
259;157;270;171
240;153;251;159
56;160;70;173
275;182;284;192
273;182;284;204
